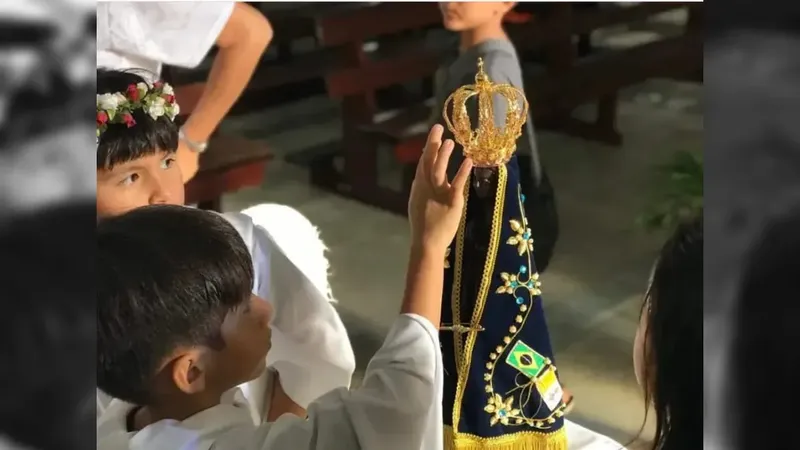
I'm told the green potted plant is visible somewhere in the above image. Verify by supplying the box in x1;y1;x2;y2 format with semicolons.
639;150;703;230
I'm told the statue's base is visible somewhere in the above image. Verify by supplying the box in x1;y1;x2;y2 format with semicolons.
444;425;567;450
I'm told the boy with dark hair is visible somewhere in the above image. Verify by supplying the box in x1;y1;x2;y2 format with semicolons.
97;205;273;440
97;125;472;449
95;68;355;421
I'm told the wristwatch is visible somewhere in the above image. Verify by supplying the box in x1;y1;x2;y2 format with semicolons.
178;128;208;154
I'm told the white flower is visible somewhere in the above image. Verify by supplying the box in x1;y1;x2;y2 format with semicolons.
114;93;128;105
167;102;180;120
161;83;174;95
146;96;166;120
97;93;119;111
137;82;149;98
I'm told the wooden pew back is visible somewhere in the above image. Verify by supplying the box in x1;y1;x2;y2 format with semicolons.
319;2;443;102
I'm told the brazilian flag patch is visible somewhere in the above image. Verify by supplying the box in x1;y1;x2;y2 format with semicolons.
505;340;548;379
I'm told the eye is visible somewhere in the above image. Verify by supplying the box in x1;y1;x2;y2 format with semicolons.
120;173;140;186
160;156;176;170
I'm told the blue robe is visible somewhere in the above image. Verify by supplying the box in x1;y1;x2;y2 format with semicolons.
441;158;567;450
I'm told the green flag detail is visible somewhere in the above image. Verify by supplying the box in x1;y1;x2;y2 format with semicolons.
505;340;548;379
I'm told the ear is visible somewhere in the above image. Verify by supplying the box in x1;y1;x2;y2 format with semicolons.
171;348;209;396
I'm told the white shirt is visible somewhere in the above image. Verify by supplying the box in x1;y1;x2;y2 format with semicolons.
96;1;235;79
97;205;356;418
225;206;356;408
97;314;444;450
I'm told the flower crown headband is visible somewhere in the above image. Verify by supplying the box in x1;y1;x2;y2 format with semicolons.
96;80;180;142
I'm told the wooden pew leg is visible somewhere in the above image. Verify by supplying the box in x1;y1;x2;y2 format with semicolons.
197;197;222;212
595;92;622;145
577;34;593;57
308;150;340;190
538;93;622;146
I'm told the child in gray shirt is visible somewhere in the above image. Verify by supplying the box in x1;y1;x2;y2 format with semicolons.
432;2;559;273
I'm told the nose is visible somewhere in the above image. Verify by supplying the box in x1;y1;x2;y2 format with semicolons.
149;179;175;205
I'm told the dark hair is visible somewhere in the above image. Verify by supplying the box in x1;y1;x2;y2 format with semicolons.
0;202;96;450
96;69;179;170
641;215;703;449
97;205;254;405
733;208;800;449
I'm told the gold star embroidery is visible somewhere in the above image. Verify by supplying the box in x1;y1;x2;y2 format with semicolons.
484;393;520;426
506;219;534;255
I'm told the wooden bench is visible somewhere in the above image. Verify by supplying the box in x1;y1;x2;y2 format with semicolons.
167;3;364;115
171;83;274;212
183;134;274;211
296;2;443;214
507;2;703;146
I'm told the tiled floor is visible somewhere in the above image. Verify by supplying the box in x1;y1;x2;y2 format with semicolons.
218;11;701;445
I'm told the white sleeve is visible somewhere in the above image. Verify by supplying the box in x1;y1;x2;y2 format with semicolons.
250;217;356;408
102;2;235;68
230;314;443;450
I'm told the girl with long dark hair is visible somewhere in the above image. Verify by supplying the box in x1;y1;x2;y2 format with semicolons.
633;216;703;449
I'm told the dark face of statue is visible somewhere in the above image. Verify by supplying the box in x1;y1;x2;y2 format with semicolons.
472;166;497;198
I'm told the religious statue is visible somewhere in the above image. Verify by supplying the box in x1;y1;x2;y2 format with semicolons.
440;59;570;450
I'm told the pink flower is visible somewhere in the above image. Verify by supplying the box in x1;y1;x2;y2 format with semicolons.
126;84;140;102
96;111;108;126
122;113;136;128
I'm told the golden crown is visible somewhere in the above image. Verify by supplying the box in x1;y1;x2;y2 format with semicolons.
442;58;529;167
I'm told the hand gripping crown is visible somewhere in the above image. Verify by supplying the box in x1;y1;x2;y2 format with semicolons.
442;58;529;167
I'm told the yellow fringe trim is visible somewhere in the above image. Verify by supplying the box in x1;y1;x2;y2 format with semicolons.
444;425;567;450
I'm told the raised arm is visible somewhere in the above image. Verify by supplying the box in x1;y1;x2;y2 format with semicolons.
237;125;473;450
252;313;442;450
178;3;273;180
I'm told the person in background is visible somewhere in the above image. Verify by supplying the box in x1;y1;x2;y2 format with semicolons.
633;216;702;449
97;1;272;181
433;1;559;273
95;68;355;422
0;203;95;450
96;125;470;450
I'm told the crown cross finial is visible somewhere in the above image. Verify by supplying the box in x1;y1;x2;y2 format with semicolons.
442;58;529;167
476;57;488;84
